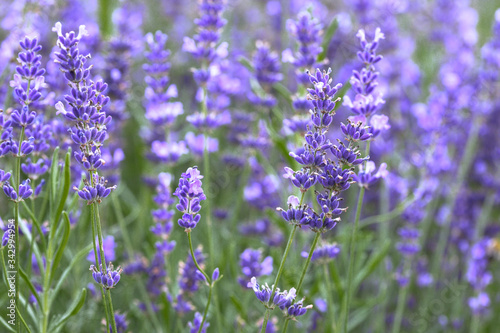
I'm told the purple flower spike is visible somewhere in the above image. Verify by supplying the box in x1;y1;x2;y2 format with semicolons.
90;262;123;290
174;167;206;230
188;312;209;333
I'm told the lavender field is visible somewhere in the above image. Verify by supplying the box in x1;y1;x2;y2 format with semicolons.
0;0;499;332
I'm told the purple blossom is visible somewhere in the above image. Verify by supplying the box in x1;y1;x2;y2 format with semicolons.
174;167;206;230
90;262;123;290
238;248;273;287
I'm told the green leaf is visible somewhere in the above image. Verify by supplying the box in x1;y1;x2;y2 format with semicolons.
0;316;15;332
52;244;92;299
54;149;72;230
230;295;247;321
237;55;254;72
317;17;339;62
19;268;43;312
49;212;71;285
18;220;45;279
50;288;87;331
353;241;391;289
49;147;60;208
273;82;293;107
21;200;46;251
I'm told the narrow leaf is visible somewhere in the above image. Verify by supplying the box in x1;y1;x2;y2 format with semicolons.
317;17;339;62
19;268;43;312
51;288;87;331
49;211;71;285
354;241;391;289
54;148;72;230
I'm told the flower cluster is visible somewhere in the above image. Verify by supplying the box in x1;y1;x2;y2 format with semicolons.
53;22;115;201
144;31;182;127
238;248;273;287
248;277;312;318
466;239;494;316
1;36;48;202
283;9;323;120
283;68;349;234
90;262;123;290
248;41;282;107
302;243;340;263
174;167;206;230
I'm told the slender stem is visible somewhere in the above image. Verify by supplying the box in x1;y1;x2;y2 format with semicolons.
94;204;117;333
261;192;306;332
323;264;336;333
261;225;298;333
89;204;110;332
472;191;495;243
282;232;321;333
187;231;212;333
199;85;215;270
296;233;321;296
391;260;411;333
340;141;370;333
199;284;213;333
471;315;480;333
261;310;271;333
111;195;162;330
281;319;290;333
187;231;210;281
14;126;24;333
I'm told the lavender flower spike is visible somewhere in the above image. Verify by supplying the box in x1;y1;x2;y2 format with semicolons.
174;167;206;230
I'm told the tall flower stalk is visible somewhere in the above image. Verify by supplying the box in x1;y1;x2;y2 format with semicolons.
174;167;220;333
340;27;387;333
52;23;120;333
183;0;228;269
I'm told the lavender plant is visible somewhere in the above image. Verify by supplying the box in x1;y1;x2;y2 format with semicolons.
0;1;499;333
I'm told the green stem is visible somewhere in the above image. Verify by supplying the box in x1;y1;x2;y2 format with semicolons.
261;224;299;333
323;264;336;333
111;195;162;331
281;320;290;333
89;204;110;332
201;85;215;270
14;126;24;333
296;233;321;296
94;204;117;333
471;315;480;333
282;232;321;333
341;141;370;333
187;231;212;333
391;261;411;333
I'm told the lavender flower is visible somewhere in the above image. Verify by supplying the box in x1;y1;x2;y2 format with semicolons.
466;239;493;316
53;22;116;201
174;167;206;230
144;30;183;126
238;248;273;287
90;262;123;290
302;243;340;263
188;312;209;333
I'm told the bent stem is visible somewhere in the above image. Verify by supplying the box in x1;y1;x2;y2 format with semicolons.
187;231;213;333
282;232;321;333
